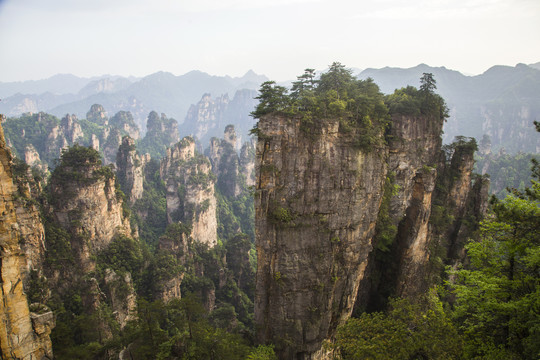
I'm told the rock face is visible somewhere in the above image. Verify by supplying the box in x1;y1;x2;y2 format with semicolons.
156;226;189;302
110;111;140;141
0;122;54;359
184;93;230;143
160;137;218;247
104;269;137;328
138;111;180;159
434;143;490;266
254;111;487;357
10;163;47;281
86;103;108;126
23;144;46;172
385;113;444;299
116;136;148;204
180;89;258;147
206;126;242;197
60;114;83;143
239;139;256;187
254;116;388;358
48;148;132;273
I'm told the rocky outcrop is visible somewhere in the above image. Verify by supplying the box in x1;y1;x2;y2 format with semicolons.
0;121;54;359
180;89;258;147
385;113;444;299
116;136;148;204
104;269;137;329
138;111;180;159
434;141;490;265
206;126;242;197
160;137;218;247
86;103;108;126
23;144;47;173
184;93;230;143
254;116;388;358
10;164;47;281
239;139;256;187
48;147;132;273
60;114;83;143
155;225;189;302
110;111;140;141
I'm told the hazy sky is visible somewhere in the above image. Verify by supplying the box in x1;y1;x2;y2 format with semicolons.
0;0;539;82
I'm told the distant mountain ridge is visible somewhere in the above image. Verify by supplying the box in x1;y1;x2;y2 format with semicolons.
1;63;539;153
358;63;540;153
0;70;268;133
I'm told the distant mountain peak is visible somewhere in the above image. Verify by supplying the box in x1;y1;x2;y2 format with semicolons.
243;69;258;77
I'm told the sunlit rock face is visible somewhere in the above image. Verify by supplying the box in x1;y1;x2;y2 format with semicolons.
160;137;218;248
0;122;54;359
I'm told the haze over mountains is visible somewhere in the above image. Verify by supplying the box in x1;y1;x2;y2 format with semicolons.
1;62;539;153
0;70;267;133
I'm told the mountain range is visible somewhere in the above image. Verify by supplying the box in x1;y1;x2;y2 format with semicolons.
0;70;267;134
358;63;540;152
1;63;539;153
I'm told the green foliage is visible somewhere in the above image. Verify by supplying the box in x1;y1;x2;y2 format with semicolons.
250;62;391;151
2;112;61;164
51;144;104;184
373;173;399;252
216;188;255;244
271;206;295;224
385;86;422;116
43;217;74;269
450;135;478;152
333;293;463;360
448;190;540;359
250;81;291;119
97;235;143;277
475;151;537;199
385;76;449;120
132;159;168;249
420;72;437;94
247;345;277;360
26;269;49;304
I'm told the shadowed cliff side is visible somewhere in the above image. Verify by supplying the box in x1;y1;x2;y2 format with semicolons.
254;115;388;359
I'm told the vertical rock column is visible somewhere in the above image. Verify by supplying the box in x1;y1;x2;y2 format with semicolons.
0;123;53;359
254;116;387;359
160;137;218;248
386;114;444;298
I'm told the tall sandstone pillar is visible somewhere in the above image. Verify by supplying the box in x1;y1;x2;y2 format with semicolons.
254;116;388;359
0;122;53;359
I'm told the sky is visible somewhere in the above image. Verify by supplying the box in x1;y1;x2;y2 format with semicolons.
0;0;539;82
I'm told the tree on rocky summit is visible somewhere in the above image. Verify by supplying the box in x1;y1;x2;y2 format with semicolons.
420;72;437;94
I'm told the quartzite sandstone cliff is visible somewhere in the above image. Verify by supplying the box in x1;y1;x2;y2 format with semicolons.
254;111;487;358
254;116;388;358
0;122;54;359
160;137;218;247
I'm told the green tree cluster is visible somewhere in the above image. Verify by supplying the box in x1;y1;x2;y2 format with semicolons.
251;65;448;152
448;172;540;359
333;293;462;360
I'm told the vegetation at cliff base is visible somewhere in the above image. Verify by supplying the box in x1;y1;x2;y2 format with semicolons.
333;131;539;360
